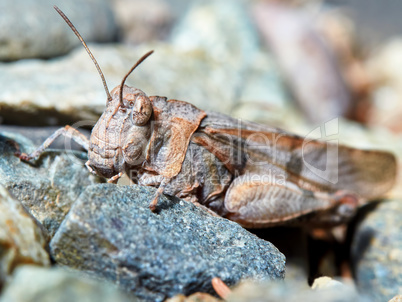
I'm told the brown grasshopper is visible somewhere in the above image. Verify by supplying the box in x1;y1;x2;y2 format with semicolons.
17;6;397;227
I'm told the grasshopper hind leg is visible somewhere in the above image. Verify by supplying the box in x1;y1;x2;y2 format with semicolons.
223;174;360;228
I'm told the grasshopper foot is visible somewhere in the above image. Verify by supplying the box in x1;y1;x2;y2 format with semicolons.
148;196;159;212
7;139;29;161
16;152;33;161
11;141;32;161
148;177;171;213
107;172;123;184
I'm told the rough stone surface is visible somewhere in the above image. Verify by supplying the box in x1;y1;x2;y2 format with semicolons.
351;199;402;301
0;265;135;302
0;185;50;285
0;0;117;60
227;279;361;302
0;132;102;237
50;184;285;301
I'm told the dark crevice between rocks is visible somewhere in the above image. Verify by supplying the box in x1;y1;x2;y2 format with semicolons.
0;103;100;127
346;200;384;280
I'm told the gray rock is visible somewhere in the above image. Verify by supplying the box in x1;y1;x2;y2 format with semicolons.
323;0;402;50
365;39;402;134
227;278;361;302
171;0;259;64
351;199;402;301
0;131;102;237
0;42;291;127
0;0;293;129
0;265;135;302
230;51;297;128
0;185;50;286
166;292;220;302
389;295;402;302
50;184;285;301
112;0;176;45
0;0;116;60
0;45;120;126
170;0;297;125
252;2;353;124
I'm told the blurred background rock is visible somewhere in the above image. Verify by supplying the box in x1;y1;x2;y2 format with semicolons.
1;0;401;134
0;0;117;60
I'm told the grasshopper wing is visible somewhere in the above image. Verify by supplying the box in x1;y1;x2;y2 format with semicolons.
193;112;396;200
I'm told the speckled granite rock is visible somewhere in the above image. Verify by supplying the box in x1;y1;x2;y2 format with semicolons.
0;132;102;237
0;186;49;286
50;184;285;301
0;0;116;60
351;199;402;301
0;265;135;302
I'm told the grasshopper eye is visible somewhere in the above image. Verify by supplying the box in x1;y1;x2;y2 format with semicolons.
131;95;152;126
129;101;134;107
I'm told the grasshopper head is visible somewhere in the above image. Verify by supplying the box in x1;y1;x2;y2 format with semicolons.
110;85;152;126
86;50;154;180
54;6;154;181
87;85;153;179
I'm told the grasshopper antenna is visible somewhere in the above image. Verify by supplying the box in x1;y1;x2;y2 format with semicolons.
54;5;112;103
119;50;154;108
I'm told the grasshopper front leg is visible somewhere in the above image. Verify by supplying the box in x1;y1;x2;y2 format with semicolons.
106;172;124;184
15;125;89;160
148;177;171;212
